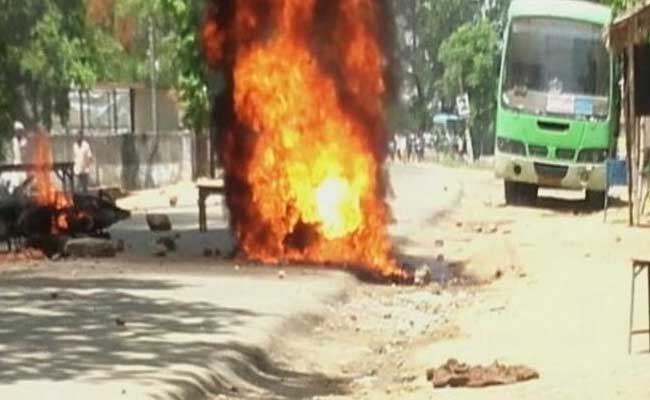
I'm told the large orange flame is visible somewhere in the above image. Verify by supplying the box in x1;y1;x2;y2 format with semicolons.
31;131;71;233
204;0;405;280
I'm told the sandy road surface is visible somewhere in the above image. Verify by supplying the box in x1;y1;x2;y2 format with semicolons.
282;162;650;400
0;182;355;400
2;162;650;400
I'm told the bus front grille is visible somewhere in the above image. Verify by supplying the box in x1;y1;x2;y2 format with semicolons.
556;148;576;160
534;163;569;179
528;144;548;157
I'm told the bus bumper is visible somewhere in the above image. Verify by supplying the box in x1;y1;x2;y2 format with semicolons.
494;154;606;191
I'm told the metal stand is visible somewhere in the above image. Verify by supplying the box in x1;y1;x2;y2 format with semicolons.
629;259;650;354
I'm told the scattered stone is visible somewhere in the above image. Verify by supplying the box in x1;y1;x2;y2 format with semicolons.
455;222;463;228
50;292;59;300
234;265;241;271
434;239;445;248
475;227;484;234
383;313;392;320
169;195;178;208
278;270;286;279
494;269;503;280
175;232;182;240
615;236;622;243
64;238;117;258
51;253;63;262
214;248;222;258
115;239;125;253
414;265;433;286
115;318;127;327
156;236;177;252
146;214;172;232
203;248;213;257
487;226;498;234
436;254;445;262
426;359;539;389
151;243;167;257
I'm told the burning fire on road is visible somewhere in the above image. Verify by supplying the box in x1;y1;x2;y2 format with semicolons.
203;0;407;280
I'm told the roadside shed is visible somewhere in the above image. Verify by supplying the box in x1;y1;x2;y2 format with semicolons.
608;1;650;225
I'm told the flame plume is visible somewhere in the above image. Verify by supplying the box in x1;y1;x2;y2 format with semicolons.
203;0;406;280
32;131;71;233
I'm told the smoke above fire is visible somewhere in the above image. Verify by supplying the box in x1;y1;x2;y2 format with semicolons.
203;0;406;280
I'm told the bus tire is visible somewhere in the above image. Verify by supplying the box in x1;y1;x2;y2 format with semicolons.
585;190;606;210
505;181;538;205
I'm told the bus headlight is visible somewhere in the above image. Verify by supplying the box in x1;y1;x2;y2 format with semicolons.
577;149;608;163
496;137;526;155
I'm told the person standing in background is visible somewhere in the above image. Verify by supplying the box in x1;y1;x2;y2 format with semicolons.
73;131;93;193
12;121;27;165
9;121;28;190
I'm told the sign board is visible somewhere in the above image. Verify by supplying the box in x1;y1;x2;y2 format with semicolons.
546;94;575;115
456;93;470;118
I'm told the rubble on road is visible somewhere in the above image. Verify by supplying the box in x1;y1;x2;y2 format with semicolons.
115;239;125;252
426;359;539;389
146;214;172;232
156;236;177;252
151;243;167;257
414;264;433;286
65;238;117;258
330;286;471;340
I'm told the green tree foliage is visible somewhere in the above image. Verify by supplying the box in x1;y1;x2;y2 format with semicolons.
391;0;481;132
0;0;110;136
102;0;212;136
437;21;499;155
601;0;641;14
390;0;510;138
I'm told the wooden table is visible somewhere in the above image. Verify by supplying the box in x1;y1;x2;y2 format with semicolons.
197;178;225;232
0;162;75;193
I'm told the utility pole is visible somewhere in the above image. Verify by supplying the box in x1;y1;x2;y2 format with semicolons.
148;16;158;137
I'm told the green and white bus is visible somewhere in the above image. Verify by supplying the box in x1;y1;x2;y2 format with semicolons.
495;0;619;206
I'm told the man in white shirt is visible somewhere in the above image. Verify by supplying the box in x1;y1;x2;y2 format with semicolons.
73;132;93;193
8;121;28;191
12;121;27;165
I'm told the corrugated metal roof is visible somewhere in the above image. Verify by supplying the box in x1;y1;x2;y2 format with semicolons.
607;0;650;51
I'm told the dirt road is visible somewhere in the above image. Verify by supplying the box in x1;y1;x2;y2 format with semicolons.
278;163;650;400
2;163;649;400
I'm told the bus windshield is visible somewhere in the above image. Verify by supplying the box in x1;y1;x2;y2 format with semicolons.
502;17;610;119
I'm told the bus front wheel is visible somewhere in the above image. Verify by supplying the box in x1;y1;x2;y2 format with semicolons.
504;181;538;205
585;190;606;210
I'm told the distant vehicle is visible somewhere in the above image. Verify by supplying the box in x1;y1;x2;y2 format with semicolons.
432;113;465;154
494;0;619;207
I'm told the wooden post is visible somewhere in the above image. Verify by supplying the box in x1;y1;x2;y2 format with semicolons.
624;53;633;226
627;42;637;225
636;118;645;224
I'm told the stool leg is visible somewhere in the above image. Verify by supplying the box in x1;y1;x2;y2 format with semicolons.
647;267;650;352
630;266;637;354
